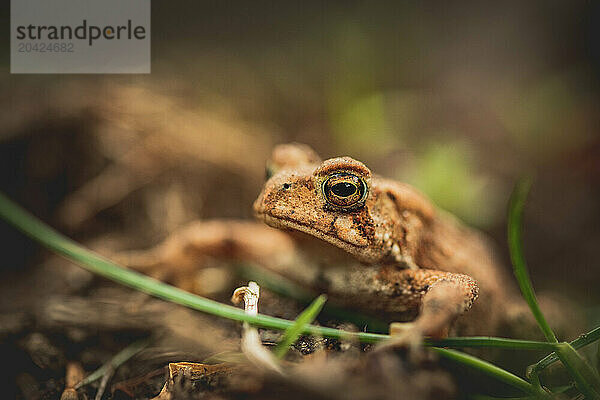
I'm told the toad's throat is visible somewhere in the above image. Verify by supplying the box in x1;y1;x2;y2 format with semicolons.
257;211;368;250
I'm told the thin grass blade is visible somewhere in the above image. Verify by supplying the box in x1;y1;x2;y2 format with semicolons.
433;348;542;397
273;295;327;358
426;337;556;351
554;343;600;399
507;178;558;344
75;339;149;389
532;326;600;373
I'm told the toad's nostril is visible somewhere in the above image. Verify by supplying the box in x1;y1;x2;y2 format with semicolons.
282;183;291;190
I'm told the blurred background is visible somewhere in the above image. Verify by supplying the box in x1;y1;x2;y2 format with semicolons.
0;1;598;323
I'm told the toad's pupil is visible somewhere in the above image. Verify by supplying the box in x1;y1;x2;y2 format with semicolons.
331;182;357;197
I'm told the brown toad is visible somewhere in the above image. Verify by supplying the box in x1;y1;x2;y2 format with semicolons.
253;143;505;340
118;143;567;343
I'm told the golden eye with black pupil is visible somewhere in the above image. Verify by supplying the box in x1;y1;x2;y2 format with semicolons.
322;172;368;210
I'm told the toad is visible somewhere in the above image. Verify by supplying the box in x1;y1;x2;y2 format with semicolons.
118;143;564;344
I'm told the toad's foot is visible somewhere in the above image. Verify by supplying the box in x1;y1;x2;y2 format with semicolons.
373;269;478;359
376;322;423;357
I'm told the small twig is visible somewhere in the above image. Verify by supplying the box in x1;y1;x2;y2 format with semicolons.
75;339;149;389
232;282;283;375
231;282;260;316
94;366;115;400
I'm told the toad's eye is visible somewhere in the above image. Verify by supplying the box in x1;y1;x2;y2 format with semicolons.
322;173;368;211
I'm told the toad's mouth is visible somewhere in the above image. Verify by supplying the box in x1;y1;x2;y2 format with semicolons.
255;210;367;250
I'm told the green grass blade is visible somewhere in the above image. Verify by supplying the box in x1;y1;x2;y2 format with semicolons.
507;178;558;344
425;337;556;351
433;348;542;397
554;343;600;399
273;295;327;358
532;326;600;373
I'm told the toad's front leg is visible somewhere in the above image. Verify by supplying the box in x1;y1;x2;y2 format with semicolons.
372;268;479;351
322;266;478;348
